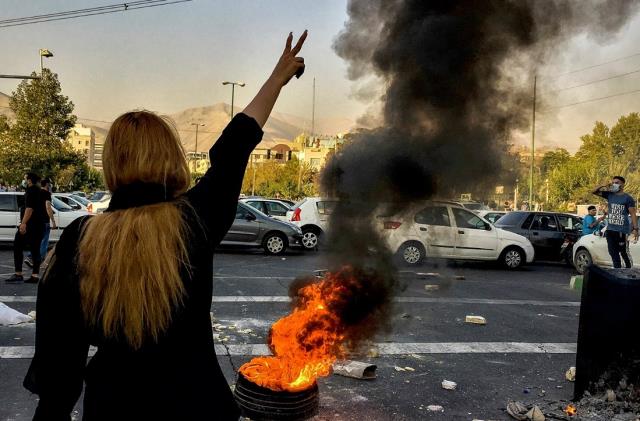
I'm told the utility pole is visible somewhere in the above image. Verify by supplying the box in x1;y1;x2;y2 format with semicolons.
529;75;537;206
311;77;316;137
514;179;519;211
222;81;245;120
251;154;256;196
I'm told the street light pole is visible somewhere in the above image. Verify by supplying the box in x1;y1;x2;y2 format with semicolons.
39;48;53;74
190;123;205;173
222;81;246;120
529;75;537;206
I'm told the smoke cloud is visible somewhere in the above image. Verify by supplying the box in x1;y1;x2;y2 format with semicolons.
305;0;638;350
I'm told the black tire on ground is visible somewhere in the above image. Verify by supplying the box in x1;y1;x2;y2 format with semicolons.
573;248;592;275
397;241;425;266
500;246;525;269
262;232;288;255
301;227;321;251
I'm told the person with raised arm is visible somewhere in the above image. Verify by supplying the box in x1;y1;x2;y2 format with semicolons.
24;31;307;421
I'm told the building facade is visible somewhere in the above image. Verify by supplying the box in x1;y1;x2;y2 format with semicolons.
66;124;96;167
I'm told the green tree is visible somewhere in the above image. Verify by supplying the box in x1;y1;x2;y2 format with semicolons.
0;69;94;187
241;157;317;199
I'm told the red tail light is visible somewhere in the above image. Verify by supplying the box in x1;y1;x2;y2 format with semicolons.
291;208;301;222
384;221;402;229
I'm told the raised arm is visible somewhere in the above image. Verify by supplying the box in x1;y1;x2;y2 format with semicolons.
592;183;609;197
186;32;308;244
243;31;307;128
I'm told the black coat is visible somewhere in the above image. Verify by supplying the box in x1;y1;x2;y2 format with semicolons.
24;114;263;421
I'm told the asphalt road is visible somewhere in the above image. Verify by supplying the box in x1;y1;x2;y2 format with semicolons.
0;247;581;421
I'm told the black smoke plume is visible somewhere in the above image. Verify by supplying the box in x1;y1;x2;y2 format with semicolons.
302;0;638;349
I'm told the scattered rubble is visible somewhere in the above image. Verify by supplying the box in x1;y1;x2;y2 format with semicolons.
465;315;487;325
441;380;457;390
455;275;466;280
332;360;377;379
424;284;440;291
27;310;36;320
427;405;444;412
565;367;576;382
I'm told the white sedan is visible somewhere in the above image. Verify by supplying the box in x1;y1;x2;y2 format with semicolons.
573;231;640;274
379;201;535;269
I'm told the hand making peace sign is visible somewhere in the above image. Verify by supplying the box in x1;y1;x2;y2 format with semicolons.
271;30;307;86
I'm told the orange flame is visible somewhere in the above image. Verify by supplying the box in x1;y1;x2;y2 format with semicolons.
564;404;577;416
239;270;354;392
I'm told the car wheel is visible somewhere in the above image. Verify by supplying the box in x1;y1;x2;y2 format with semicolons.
398;242;424;266
301;228;320;250
263;232;287;255
501;247;524;269
574;248;592;275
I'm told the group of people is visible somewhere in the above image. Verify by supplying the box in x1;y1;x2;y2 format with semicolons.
0;182;22;192
4;173;57;284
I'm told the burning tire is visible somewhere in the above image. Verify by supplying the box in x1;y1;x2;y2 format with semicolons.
574;248;592;274
398;241;424;266
263;232;288;255
500;246;524;269
301;227;320;250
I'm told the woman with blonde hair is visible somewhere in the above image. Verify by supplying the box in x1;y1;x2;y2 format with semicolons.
24;31;307;421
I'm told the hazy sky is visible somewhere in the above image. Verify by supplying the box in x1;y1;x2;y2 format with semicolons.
1;1;639;152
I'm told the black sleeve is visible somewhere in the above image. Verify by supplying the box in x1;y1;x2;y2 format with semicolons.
24;218;89;420
594;190;609;199
185;113;263;246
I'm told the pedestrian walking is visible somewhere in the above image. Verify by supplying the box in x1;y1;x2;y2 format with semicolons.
25;178;57;269
592;176;638;268
582;205;606;235
24;31;307;421
4;173;48;283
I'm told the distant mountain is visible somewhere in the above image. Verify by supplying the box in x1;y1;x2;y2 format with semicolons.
83;103;355;151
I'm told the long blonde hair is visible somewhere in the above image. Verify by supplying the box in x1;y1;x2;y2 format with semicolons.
78;111;191;349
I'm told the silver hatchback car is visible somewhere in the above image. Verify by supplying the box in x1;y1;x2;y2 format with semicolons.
220;202;304;255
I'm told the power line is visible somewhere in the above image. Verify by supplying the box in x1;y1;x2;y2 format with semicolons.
550;52;640;79
543;89;640;111
0;1;160;24
546;67;640;93
0;0;192;28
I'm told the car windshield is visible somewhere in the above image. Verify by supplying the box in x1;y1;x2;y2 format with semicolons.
90;191;109;201
494;212;526;227
52;196;74;212
463;203;483;210
70;194;90;206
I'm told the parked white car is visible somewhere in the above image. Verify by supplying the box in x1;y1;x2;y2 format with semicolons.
286;197;338;250
241;198;292;222
88;191;111;214
0;192;90;243
573;231;640;274
378;201;535;269
53;193;91;212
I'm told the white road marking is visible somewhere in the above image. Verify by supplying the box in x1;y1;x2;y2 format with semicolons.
0;295;580;306
0;342;576;359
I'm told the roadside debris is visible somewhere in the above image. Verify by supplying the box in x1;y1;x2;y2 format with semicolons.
332;360;377;379
366;347;380;358
27;310;36;320
465;315;487;325
394;366;406;372
506;401;529;420
455;275;466;280
0;303;33;325
565;367;576;382
525;405;545;421
427;405;444;412
441;380;457;390
424;284;440;291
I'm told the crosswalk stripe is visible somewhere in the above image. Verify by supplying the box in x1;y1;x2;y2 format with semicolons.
0;295;580;306
0;342;576;359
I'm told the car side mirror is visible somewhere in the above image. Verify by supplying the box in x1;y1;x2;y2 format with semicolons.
245;213;256;221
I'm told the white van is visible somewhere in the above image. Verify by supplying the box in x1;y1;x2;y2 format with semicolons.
0;192;90;243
